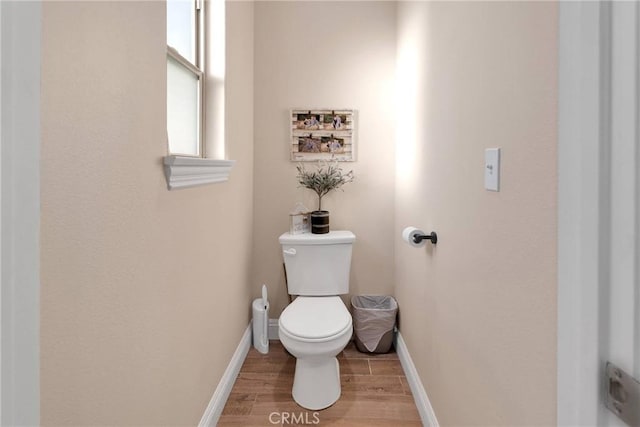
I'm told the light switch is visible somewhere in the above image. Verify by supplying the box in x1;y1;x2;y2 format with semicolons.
485;148;500;191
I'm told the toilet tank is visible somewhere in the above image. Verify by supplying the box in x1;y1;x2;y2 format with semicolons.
279;230;356;296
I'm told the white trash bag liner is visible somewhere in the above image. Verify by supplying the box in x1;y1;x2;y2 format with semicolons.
351;295;398;353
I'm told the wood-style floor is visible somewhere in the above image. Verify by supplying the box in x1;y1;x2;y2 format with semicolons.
218;340;421;426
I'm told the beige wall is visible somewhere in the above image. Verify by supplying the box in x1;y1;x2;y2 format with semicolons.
40;1;254;425
39;1;559;424
395;2;558;425
252;1;397;315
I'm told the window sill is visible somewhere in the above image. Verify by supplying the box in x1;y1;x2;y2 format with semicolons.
163;155;236;190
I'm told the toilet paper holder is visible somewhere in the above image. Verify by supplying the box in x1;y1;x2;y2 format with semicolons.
413;231;438;245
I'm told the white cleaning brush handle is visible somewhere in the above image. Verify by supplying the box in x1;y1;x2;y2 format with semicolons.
261;284;269;346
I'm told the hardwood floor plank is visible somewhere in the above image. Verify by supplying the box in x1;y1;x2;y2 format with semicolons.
339;342;399;360
246;341;290;360
241;357;296;375
232;373;293;394
250;399;308;415
255;391;303;405
217;414;281;426
220;393;256;416
369;359;405;375
338;358;370;375
319;396;420;421
221;403;253;417
399;375;412;396
340;375;405;395
225;392;258;402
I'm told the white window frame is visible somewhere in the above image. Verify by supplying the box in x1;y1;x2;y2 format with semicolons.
164;0;235;190
166;0;205;158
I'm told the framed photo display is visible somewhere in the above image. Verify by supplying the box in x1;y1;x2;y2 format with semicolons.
290;109;355;162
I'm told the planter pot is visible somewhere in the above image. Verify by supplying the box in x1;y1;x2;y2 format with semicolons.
310;210;330;234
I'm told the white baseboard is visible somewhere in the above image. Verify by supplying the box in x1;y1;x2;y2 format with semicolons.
268;318;279;340
198;324;252;427
395;331;439;427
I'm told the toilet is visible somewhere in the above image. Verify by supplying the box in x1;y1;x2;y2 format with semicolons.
278;230;356;410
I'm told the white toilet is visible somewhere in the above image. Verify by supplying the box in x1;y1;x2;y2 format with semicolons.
278;230;356;410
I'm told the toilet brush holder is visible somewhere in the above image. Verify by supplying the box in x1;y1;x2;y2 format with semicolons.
252;285;269;354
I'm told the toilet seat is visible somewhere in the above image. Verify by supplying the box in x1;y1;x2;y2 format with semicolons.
279;296;352;342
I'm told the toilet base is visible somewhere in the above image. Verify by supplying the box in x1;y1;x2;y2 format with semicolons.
292;356;341;410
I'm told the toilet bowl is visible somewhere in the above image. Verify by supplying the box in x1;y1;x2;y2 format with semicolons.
279;296;352;410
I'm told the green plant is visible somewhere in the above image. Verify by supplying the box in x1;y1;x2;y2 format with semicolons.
296;161;354;211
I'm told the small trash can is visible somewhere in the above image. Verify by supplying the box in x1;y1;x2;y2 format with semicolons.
351;295;398;354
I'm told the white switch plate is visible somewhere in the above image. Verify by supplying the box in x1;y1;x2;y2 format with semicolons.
485;148;500;191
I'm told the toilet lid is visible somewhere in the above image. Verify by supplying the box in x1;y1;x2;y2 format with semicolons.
280;296;351;340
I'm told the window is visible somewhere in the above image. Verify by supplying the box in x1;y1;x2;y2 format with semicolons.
164;0;232;189
167;0;204;157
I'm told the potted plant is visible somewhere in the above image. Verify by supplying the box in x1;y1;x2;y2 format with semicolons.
296;161;354;234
